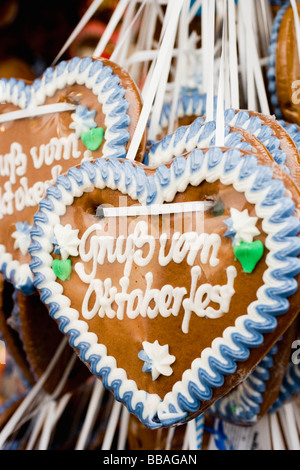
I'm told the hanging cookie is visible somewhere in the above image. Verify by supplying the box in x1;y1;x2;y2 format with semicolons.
0;56;146;395
29;146;300;428
268;2;300;126
210;319;299;426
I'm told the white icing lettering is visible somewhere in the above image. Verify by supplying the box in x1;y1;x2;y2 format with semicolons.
30;134;81;169
76;221;236;334
0;134;82;218
182;265;237;334
0;142;27;184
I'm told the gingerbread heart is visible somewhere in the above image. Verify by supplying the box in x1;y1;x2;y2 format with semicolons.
0;56;145;395
210;319;299;425
268;2;300;126
0;55;145;293
148;99;300;185
269;349;300;413
0;275;36;387
29;146;300;428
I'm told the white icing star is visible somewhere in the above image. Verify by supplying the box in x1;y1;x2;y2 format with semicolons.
11;222;33;256
52;224;80;260
139;340;175;381
228;208;260;244
69;105;97;137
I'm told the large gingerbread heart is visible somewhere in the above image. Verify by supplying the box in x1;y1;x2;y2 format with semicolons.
268;2;300;125
29;145;300;428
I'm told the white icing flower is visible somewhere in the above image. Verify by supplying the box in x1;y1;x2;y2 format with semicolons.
11;222;33;256
138;340;175;381
69;105;97;137
52;224;80;260
225;208;260;244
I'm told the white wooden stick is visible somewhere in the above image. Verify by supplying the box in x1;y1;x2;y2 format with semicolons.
93;0;130;57
101;401;122;450
0;103;76;124
215;0;227;147
228;0;239;108
282;403;300;450
167;0;190;135
25;404;50;450
117;406;130;450
75;379;105;450
52;0;105;65
37;393;71;450
0;337;68;449
269;413;286;450
126;0;184;160
187;420;198;450
205;0;216;122
165;427;176;450
111;0;138;65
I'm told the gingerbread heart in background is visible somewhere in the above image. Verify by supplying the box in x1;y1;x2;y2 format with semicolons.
0;275;36;388
0;56;146;395
268;2;300;126
269;334;300;415
0;55;145;292
29;144;300;428
209;319;299;426
148;92;300;188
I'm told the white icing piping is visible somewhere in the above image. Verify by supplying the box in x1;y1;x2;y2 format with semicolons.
0;103;76;123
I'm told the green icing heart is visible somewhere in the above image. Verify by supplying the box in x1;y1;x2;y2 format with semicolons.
52;259;72;281
233;240;264;274
81;127;104;151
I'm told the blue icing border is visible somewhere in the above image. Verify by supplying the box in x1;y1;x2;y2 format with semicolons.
158;92;217;131
269;349;300;413
29;149;300;429
0;57;133;293
209;341;281;425
147;97;290;173
267;3;290;120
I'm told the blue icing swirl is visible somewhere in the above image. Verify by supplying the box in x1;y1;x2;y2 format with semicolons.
172;155;187;178
206;147;224;170
88;59;103;77
55;60;68;77
156;165;171;188
189;148;204;173
78;57;93;73
67;56;80;72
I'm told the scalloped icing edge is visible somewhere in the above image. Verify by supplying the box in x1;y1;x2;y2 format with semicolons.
269;358;300;413
267;3;290;120
147;105;289;171
210;341;280;425
28;146;300;428
0;56;132;294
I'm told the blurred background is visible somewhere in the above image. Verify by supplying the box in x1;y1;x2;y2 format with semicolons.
0;0;118;81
